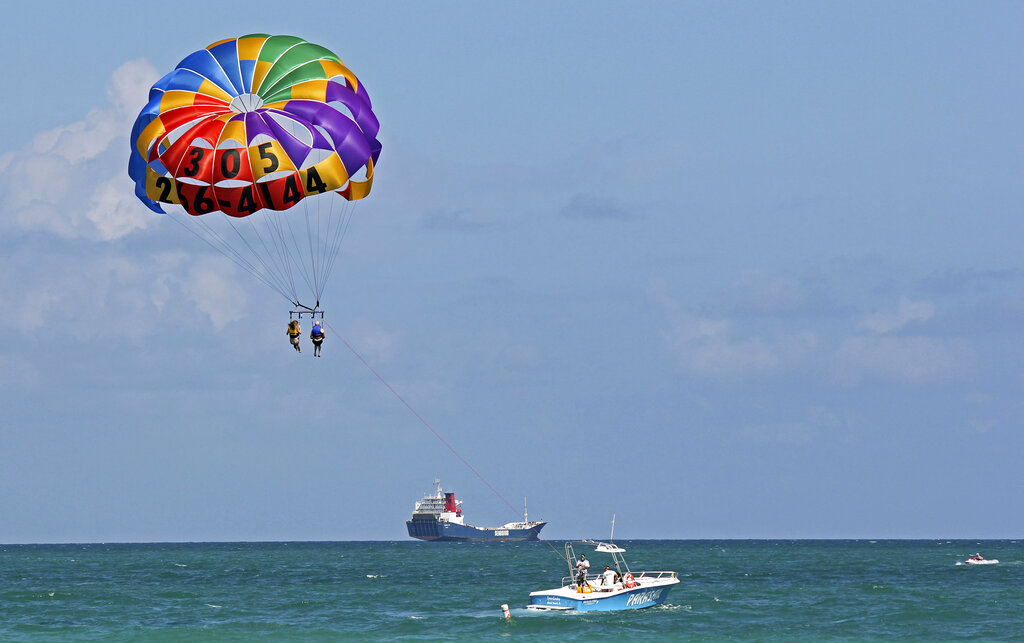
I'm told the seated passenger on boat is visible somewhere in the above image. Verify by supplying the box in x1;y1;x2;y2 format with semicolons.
600;565;620;590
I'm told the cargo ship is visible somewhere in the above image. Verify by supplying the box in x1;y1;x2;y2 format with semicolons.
406;480;546;542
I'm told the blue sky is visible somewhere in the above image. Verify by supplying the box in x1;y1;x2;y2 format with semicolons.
1;1;1021;543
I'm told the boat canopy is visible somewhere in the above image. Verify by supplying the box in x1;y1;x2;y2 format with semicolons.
593;542;626;554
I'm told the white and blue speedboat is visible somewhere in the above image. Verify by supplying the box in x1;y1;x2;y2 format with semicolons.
527;539;679;612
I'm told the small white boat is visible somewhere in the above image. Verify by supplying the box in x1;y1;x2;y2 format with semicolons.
957;553;999;566
526;539;679;612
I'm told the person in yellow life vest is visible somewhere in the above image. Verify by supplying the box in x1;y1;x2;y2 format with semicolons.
287;320;302;353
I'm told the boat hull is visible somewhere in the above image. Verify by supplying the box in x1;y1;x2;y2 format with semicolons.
406;518;546;542
529;579;678;611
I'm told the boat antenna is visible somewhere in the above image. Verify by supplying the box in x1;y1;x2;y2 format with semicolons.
610;513;616;544
524;496;528;523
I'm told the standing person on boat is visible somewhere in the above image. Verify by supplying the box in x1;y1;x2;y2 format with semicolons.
310;320;325;357
287;320;302;353
575;554;591;586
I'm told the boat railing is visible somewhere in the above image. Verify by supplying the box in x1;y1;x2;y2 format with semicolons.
559;570;676;589
559;574;608;589
633;571;677;581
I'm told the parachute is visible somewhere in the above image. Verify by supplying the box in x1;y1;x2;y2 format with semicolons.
128;34;382;314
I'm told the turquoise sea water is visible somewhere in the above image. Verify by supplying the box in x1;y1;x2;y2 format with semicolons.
1;540;1021;641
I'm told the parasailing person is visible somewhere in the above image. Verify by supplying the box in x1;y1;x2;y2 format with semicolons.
287;319;302;352
310;319;325;356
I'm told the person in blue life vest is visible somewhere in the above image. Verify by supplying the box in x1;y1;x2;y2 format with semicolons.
287;320;302;353
310;320;325;357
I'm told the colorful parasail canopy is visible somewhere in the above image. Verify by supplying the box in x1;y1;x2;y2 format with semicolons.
129;34;380;217
127;35;382;309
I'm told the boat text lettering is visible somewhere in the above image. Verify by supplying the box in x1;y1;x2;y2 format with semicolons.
625;588;663;607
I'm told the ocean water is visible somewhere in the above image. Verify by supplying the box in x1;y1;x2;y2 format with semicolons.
1;540;1021;641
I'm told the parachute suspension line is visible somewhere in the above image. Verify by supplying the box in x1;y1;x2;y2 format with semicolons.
323;320;525;522
274;205;318;301
316;191;336;304
310;193;353;306
319;194;348;301
270;211;307;304
166;210;288;301
221;214;298;303
163;210;294;305
303;193;321;305
168;195;358;313
314;192;345;305
315;196;337;302
259;211;297;302
296;191;355;308
263;209;313;305
331;199;356;278
319;196;355;299
233;213;299;304
314;197;336;302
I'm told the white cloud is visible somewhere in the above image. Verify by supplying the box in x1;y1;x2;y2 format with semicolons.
32;107;121;165
719;271;830;317
187;260;247;331
0;59;160;241
31;59;156;163
651;278;817;377
107;59;159;119
9;155;71;209
86;173;152;241
1;253;156;338
682;333;781;376
832;296;975;384
0;250;248;339
832;335;974;384
860;296;935;333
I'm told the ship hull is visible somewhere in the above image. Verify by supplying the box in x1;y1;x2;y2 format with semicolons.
406;519;546;542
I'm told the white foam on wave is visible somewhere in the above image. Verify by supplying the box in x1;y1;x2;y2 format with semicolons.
653;603;689;611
